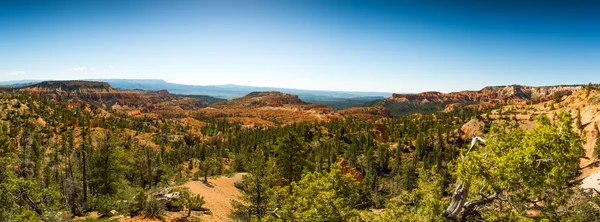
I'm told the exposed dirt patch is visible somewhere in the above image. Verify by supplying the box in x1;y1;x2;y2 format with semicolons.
581;170;600;192
460;118;485;140
179;173;246;222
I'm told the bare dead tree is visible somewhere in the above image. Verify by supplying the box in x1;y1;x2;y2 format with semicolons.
443;135;496;219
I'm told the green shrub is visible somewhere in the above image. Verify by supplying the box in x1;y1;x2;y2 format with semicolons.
193;171;202;181
93;195;116;216
177;190;206;217
234;181;245;190
16;210;39;222
132;189;148;215
144;200;165;220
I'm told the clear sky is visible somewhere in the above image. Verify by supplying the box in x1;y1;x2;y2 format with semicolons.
1;0;599;93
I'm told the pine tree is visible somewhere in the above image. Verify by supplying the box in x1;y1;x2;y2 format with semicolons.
231;148;276;220
275;132;308;194
269;163;361;221
178;190;205;217
199;156;218;183
0;124;20;220
89;131;126;196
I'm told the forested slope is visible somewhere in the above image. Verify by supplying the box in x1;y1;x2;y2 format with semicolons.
0;83;598;221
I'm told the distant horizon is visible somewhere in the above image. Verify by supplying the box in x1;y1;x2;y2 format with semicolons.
0;78;395;94
1;78;595;95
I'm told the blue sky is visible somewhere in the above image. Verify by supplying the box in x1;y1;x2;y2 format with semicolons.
1;0;599;93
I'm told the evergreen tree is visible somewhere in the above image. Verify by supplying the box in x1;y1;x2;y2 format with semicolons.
444;112;584;220
275;132;308;194
231;148;276;220
270;163;361;221
89;131;126;196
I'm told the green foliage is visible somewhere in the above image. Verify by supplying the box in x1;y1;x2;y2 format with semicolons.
0;124;22;221
365;168;447;222
199;156;219;182
452;112;583;219
7;92;588;221
144;199;165;220
178;189;206;217
15;210;39;222
553;93;563;103
562;195;600;222
231;148;277;220
132;189;148;215
267;163;361;221
89;131;127;196
275;132;309;191
92;195;118;216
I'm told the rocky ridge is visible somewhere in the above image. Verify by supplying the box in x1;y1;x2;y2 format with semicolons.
14;81;208;113
378;85;581;115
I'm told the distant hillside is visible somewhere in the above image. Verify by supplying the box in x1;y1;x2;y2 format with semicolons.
32;80;112;91
11;80;208;115
0;79;390;108
373;84;582;116
212;91;307;108
304;96;382;110
0;79;44;88
177;94;226;104
87;79;391;104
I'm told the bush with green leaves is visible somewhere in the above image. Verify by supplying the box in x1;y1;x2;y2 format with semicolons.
144;199;165;220
131;189;148;215
267;163;361;221
178;190;206;217
563;195;600;222
92;195;119;216
446;112;583;220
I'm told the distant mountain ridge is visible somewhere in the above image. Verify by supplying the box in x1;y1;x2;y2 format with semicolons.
89;79;392;110
84;79;392;99
10;80;209;113
2;80;585;116
212;91;308;108
373;84;582;116
0;79;391;110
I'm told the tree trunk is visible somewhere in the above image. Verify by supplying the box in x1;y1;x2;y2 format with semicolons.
443;181;499;219
82;144;88;208
256;175;261;219
288;149;294;195
147;148;152;189
443;182;470;219
20;187;43;216
462;193;498;215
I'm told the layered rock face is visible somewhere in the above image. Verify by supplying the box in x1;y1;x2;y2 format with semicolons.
379;85;581;115
15;81;208;110
387;85;580;104
213;91;306;108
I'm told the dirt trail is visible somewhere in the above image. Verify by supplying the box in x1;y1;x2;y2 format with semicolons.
181;173;246;222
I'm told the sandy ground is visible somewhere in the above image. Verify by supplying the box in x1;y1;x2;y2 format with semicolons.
582;170;600;193
119;173;246;222
181;173;246;222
